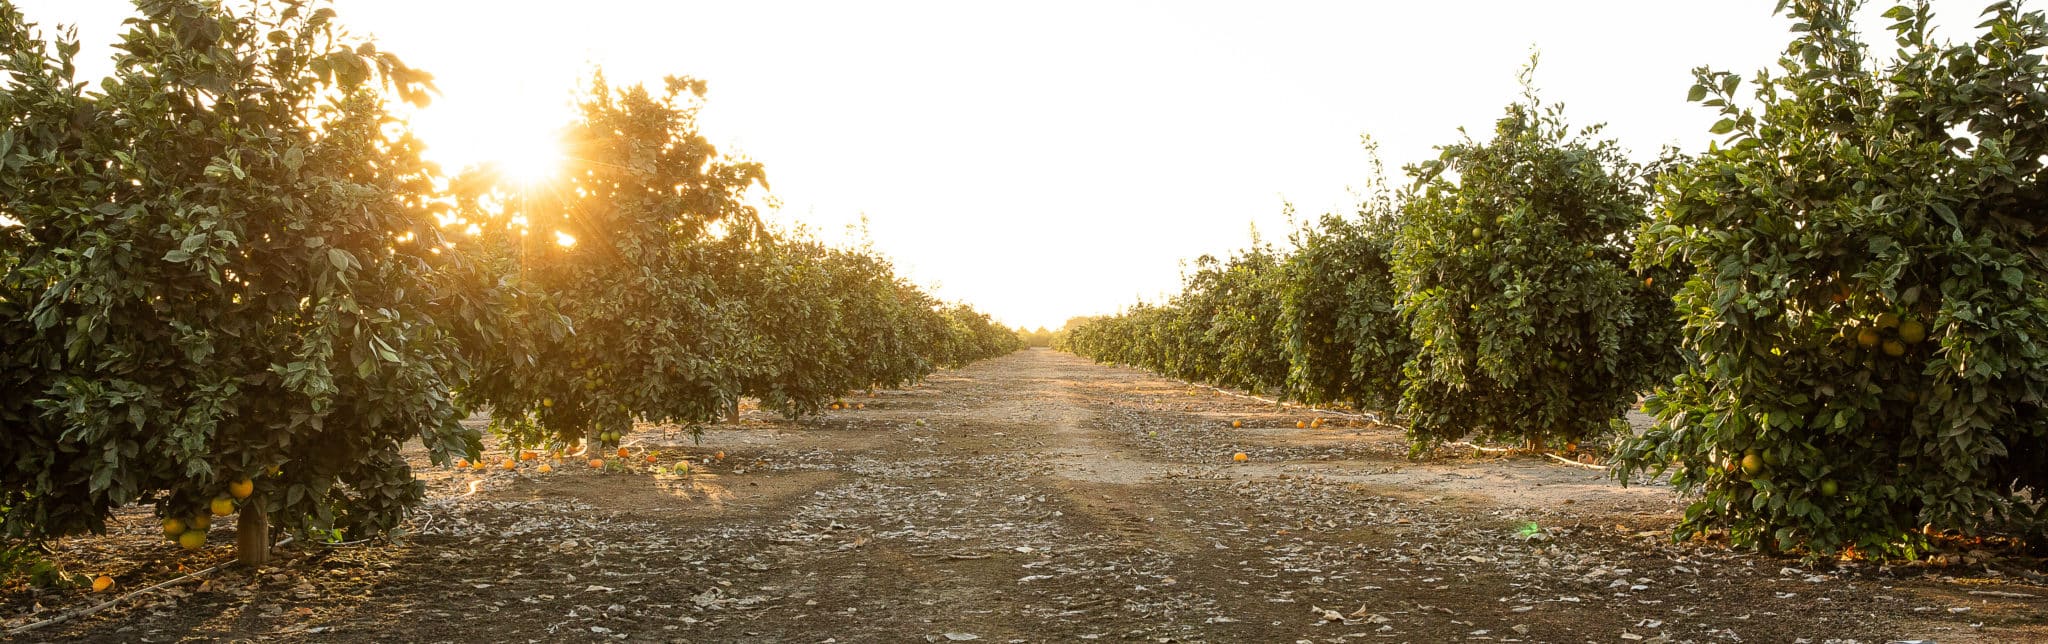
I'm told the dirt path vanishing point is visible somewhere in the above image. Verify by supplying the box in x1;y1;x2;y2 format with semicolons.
13;348;2048;642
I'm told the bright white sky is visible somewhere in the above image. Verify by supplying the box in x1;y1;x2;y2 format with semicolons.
11;0;1987;330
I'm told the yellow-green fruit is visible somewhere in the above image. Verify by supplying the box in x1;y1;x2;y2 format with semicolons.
1819;480;1839;496
188;515;210;531
210;497;235;517
177;530;206;551
161;517;186;538
1855;327;1881;348
1898;318;1926;344
1875;312;1900;329
1740;451;1763;475
1882;339;1906;357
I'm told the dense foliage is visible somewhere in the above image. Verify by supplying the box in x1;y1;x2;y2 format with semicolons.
1061;240;1291;395
1392;83;1682;449
1279;161;1414;413
1064;87;1680;450
1616;0;2048;555
0;0;466;542
0;0;1016;552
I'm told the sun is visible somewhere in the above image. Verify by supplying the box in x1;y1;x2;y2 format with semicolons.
494;143;565;187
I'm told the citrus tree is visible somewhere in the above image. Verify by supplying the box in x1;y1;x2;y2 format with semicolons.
1061;241;1290;397
0;0;468;564
1616;0;2048;556
455;73;764;452
455;75;1019;444
1279;152;1413;413
1392;75;1681;450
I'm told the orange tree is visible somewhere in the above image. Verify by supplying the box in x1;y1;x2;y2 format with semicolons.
1061;243;1289;396
1391;77;1681;450
456;75;1019;442
1279;156;1413;413
1615;0;2048;556
0;0;465;561
721;231;1015;417
456;74;763;451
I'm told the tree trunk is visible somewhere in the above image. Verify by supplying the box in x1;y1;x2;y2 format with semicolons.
725;398;741;425
236;501;269;568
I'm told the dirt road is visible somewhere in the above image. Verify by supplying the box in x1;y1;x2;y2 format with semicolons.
14;348;2047;642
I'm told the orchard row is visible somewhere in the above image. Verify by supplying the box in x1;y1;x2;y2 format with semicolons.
1059;0;2048;558
0;0;1019;559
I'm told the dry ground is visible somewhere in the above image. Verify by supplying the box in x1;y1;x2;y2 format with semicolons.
6;348;2046;643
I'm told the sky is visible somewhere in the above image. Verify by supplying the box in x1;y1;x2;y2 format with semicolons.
8;0;1990;330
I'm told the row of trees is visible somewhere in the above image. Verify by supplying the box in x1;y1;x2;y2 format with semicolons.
1062;0;2047;557
0;0;1017;562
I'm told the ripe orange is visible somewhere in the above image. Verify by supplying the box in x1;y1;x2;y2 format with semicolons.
1295;421;1306;429
1231;420;1242;428
472;460;487;470
855;403;865;410
454;458;470;469
501;459;517;471
589;458;605;469
161;517;186;538
227;478;254;500
536;463;553;474
177;531;206;551
188;515;210;532
519;451;538;461
616;447;630;459
715;451;726;460
93;575;114;592
1233;452;1249;462
645;454;658;464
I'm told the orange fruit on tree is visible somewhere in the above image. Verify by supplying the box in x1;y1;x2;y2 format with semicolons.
93;575;114;593
1233;452;1249;462
210;497;234;517
161;517;186;538
188;515;210;532
177;531;206;551
227;479;254;500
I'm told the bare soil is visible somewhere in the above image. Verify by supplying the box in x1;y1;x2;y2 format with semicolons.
6;348;2046;643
